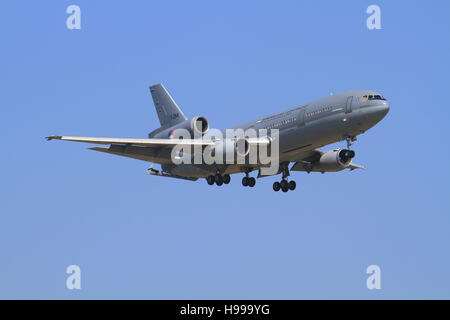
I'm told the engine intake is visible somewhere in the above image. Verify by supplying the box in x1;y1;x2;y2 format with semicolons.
191;116;209;136
338;149;355;166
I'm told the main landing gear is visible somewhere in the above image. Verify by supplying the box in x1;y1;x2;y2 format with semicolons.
206;173;230;186
273;179;296;193
273;162;296;193
241;168;256;188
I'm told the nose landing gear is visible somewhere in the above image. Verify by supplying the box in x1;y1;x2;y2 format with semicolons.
345;135;357;149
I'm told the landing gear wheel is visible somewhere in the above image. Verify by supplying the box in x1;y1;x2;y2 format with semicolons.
288;180;296;191
215;174;223;186
273;182;281;192
280;179;288;189
222;174;231;184
281;185;289;192
206;175;215;185
248;177;256;187
242;177;249;187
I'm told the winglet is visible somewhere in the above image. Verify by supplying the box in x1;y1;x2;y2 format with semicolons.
46;135;62;141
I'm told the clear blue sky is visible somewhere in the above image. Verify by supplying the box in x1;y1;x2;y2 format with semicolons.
1;0;449;299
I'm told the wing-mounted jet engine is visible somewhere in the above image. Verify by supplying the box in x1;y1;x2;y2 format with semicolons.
291;149;364;173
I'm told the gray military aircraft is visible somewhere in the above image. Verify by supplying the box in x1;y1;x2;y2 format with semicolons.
47;84;389;192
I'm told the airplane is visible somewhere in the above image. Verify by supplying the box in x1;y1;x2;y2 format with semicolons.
47;83;390;192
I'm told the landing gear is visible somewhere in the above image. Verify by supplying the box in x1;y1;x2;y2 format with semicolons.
206;175;215;185
273;181;281;191
288;180;296;191
241;168;256;188
345;135;357;149
242;176;256;187
273;162;296;192
273;178;296;192
222;174;231;184
280;179;289;192
206;173;231;186
215;174;223;186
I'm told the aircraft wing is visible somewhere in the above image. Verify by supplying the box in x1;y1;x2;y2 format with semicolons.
46;135;271;165
46;135;215;147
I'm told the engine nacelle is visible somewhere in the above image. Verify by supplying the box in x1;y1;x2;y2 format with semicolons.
149;116;210;138
206;138;250;161
312;149;355;172
189;116;210;136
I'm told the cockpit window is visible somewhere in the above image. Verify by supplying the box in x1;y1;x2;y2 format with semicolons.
362;94;386;102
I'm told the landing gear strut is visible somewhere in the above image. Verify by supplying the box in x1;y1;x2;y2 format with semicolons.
345;135;357;149
273;162;296;192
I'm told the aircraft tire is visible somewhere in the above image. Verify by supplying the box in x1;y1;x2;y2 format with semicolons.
289;180;296;191
273;182;281;192
215;174;223;185
223;174;231;184
206;175;215;185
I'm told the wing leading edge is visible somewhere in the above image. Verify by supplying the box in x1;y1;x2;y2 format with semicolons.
46;135;214;147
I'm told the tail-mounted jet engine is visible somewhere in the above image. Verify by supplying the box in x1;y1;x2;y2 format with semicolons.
188;116;210;137
149;116;210;139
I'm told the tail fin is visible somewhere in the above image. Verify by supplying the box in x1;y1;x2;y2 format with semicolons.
149;83;187;127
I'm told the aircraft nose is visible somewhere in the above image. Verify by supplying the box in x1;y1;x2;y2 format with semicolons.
381;101;390;116
371;101;390;123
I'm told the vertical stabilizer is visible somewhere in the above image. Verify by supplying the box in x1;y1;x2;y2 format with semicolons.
149;84;187;127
